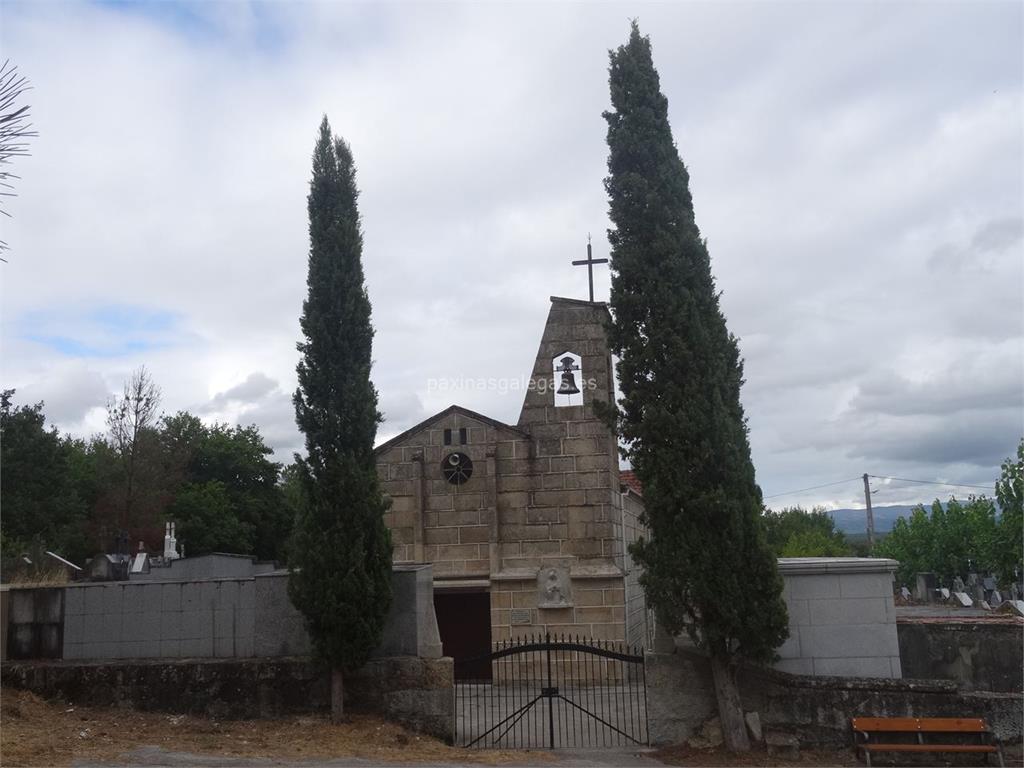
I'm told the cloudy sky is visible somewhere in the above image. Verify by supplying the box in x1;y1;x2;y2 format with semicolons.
2;1;1021;513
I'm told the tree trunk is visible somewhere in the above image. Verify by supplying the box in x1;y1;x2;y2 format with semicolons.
710;654;750;752
331;667;344;722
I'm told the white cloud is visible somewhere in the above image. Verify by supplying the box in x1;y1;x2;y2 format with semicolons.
1;0;1020;500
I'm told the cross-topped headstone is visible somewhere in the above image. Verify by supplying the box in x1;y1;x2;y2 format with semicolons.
572;236;608;303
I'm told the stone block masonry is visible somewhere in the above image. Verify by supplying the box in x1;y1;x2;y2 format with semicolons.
774;557;901;678
1;656;455;742
898;616;1024;692
373;297;646;651
646;647;1022;747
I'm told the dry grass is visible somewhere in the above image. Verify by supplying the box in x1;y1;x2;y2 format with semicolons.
0;687;553;767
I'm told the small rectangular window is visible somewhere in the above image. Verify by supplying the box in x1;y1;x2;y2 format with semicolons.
459;427;467;444
443;428;452;446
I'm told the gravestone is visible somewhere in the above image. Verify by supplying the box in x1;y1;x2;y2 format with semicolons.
972;583;986;604
939;587;950;601
952;576;965;593
914;573;937;602
990;590;1003;606
953;592;972;607
899;586;911;601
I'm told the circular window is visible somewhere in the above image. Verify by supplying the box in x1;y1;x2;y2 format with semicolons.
441;452;474;485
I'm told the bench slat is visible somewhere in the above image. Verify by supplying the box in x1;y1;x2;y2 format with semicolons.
852;717;988;733
852;717;918;731
863;744;996;753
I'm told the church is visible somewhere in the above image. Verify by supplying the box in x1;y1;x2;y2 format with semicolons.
374;295;648;668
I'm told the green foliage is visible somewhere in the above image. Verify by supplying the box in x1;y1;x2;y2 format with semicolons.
604;24;787;666
288;116;392;673
762;507;851;557
163;412;288;560
875;442;1022;587
168;481;252;556
0;390;91;565
781;529;850;558
877;496;1000;586
1;386;289;565
991;439;1023;585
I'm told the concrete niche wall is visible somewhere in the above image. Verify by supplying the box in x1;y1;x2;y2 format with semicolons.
42;564;441;662
775;557;901;678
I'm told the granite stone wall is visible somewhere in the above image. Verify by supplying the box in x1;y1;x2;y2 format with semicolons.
1;656;456;742
375;410;531;577
373;298;632;644
898;617;1024;692
646;648;1023;747
621;489;648;650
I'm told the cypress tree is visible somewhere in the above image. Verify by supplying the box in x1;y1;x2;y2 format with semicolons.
289;116;392;721
604;23;788;751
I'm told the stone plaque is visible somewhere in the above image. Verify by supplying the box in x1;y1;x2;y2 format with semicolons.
511;609;532;625
537;565;573;608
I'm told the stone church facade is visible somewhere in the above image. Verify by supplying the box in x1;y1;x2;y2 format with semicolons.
375;297;648;663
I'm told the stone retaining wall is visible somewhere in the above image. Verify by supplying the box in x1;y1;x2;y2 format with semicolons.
646;649;1022;747
898;617;1024;693
1;656;455;742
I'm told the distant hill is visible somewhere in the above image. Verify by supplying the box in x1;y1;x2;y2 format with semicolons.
827;505;920;534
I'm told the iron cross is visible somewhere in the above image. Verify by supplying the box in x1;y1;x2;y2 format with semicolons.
572;236;609;303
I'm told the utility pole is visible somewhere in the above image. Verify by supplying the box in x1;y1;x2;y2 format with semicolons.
863;473;875;553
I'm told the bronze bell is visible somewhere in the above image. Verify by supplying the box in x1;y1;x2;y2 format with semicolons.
556;356;580;395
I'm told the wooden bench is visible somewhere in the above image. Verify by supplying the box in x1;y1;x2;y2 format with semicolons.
852;717;1004;767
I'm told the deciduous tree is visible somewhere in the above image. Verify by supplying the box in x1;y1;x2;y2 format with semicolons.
0;390;90;567
163;412;288;560
105;366;163;536
762;506;851;557
604;22;788;751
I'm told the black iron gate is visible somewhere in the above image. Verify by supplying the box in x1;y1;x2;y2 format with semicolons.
455;634;648;749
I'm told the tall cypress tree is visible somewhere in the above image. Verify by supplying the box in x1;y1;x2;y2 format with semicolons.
604;24;787;751
289;116;392;721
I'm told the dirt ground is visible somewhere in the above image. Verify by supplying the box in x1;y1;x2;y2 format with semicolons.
0;688;551;767
4;688;1017;768
653;744;861;767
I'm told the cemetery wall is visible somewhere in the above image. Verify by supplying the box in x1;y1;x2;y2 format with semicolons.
5;564;441;663
621;488;648;650
646;648;1023;747
129;553;277;581
0;589;8;662
0;656;455;742
775;557;901;678
897;617;1023;693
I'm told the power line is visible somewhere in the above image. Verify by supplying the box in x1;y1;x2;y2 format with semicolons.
763;476;862;500
868;474;993;492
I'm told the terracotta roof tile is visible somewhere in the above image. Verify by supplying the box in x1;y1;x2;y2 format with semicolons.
619;469;643;497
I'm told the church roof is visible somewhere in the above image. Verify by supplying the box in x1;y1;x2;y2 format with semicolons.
549;295;612;318
374;404;530;455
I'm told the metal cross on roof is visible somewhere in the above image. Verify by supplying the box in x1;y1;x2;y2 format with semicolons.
572;236;609;303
